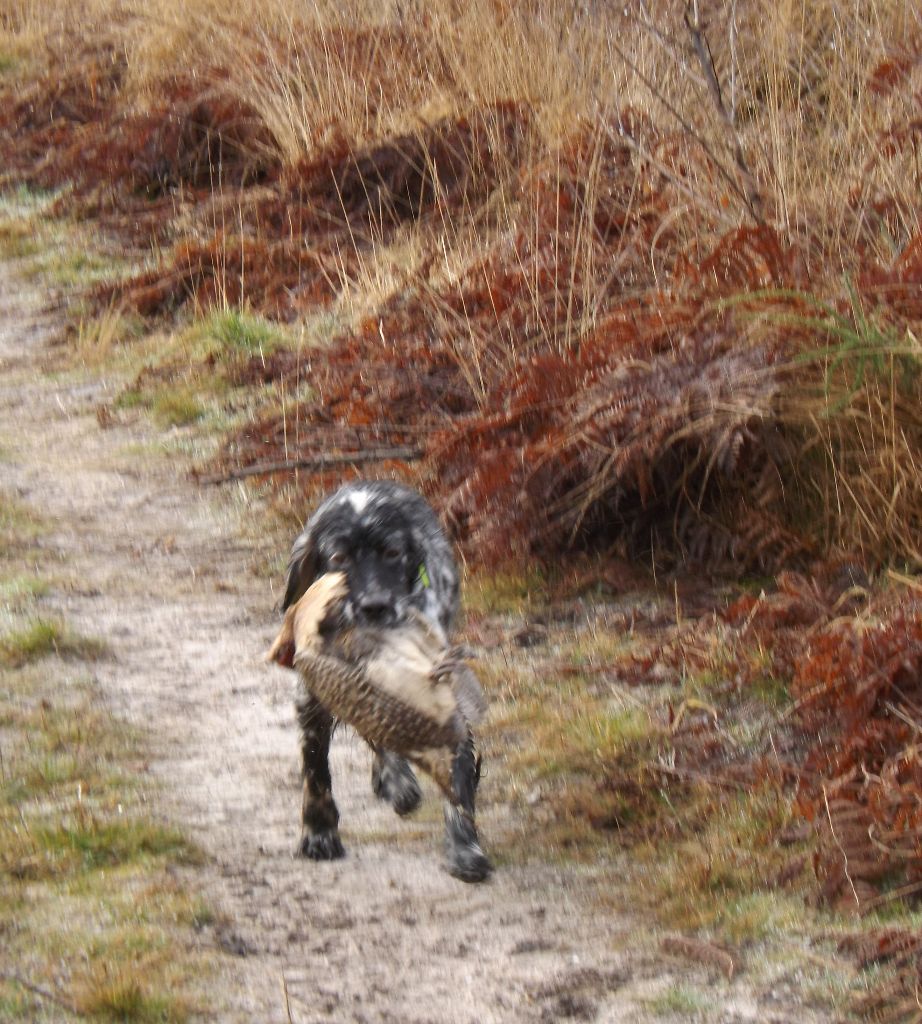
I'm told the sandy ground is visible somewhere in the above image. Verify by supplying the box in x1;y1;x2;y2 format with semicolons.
0;263;838;1023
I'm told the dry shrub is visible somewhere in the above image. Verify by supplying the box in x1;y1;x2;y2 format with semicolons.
221;121;814;569
3;72;273;193
1;0;921;570
778;242;922;567
111;233;337;318
795;606;922;900
841;929;922;1024
102;100;530;317
721;574;922;915
717;572;922;1020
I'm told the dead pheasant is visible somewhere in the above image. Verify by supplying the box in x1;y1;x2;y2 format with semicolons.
267;572;487;798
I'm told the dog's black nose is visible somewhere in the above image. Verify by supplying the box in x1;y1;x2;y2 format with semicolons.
357;599;396;626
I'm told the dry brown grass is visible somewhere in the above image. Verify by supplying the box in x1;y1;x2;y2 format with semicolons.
789;337;922;567
1;2;918;570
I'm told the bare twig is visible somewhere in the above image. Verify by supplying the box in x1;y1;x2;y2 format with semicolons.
887;568;922;593
822;784;861;908
654;762;747;791
281;973;295;1024
670;697;718;734
867;823;921;861
195;447;425;485
860;878;922;912
884;700;922;736
605;35;760;225
683;2;764;222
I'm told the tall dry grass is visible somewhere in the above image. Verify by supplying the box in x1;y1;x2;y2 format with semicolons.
0;0;920;566
3;0;916;254
786;304;922;565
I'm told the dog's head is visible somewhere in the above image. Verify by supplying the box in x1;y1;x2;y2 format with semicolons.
282;482;440;630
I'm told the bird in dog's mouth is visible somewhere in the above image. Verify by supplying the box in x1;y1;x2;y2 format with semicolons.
268;572;486;785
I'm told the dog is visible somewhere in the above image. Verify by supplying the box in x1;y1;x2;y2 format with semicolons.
281;479;492;882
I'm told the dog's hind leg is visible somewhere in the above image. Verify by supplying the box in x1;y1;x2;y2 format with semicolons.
371;750;423;817
442;734;492;883
295;693;344;860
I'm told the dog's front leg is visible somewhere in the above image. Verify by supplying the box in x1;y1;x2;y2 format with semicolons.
295;693;344;860
371;749;423;816
443;733;492;883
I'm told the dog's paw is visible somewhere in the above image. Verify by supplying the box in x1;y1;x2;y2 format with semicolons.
445;840;493;883
445;837;493;883
372;753;422;817
444;805;492;883
296;830;345;861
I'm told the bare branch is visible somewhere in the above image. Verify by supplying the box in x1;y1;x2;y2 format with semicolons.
605;34;762;225
683;3;764;221
0;971;84;1017
196;447;425;486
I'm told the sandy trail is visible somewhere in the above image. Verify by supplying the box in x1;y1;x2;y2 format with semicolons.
0;263;831;1023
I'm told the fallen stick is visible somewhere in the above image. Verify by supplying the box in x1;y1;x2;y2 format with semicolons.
195;446;425;485
0;970;84;1016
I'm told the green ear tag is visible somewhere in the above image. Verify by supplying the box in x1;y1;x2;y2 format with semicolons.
418;563;431;589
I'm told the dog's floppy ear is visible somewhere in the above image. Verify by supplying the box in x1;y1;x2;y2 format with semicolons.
281;528;321;611
407;521;460;635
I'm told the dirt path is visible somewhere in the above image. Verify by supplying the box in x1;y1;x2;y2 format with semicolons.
0;263;833;1023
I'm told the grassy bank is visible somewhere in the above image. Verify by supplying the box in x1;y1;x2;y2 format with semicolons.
0;488;213;1021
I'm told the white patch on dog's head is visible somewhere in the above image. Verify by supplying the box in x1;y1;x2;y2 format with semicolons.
344;489;372;516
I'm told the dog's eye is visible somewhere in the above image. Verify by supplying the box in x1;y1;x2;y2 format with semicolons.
382;546;402;564
328;551;348;568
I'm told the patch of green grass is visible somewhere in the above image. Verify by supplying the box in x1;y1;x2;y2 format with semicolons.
86;308;305;455
564;705;655;764
179;896;217;931
0;513;212;1020
634;786;811;943
465;568;547;616
6;817;202;880
485;647;669;858
0;222;41;259
47;248;126;289
0;618;67;665
0;197;139;308
148;388;206;428
646;983;713;1019
6;751;81;800
0;50;19;74
115;387;146;411
201;308;283;355
0;184;59;213
0;991;34;1020
0;663;213;1018
0;574;50;605
0;693;135;775
0;617;108;667
477;577;846;964
748;671;790;708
